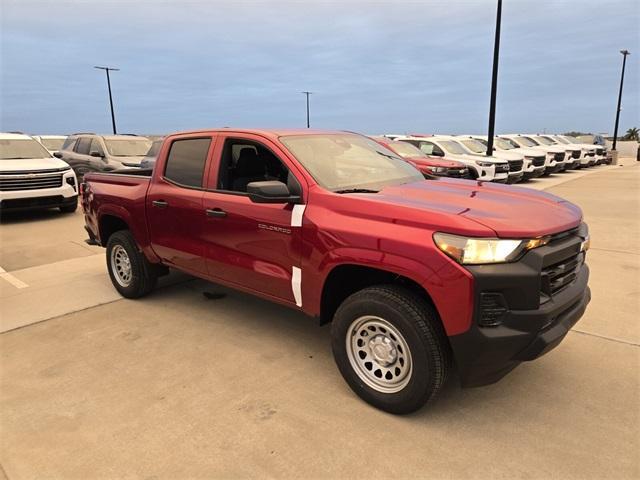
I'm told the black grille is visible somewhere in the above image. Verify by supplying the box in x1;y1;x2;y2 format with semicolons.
554;152;566;162
508;160;523;172
446;167;469;178
541;252;584;296
571;150;581;159
495;163;509;173
527;156;545;167
596;148;604;156
586;152;595;157
0;173;63;191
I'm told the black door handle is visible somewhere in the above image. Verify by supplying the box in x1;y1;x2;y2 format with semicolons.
152;200;169;208
206;208;227;218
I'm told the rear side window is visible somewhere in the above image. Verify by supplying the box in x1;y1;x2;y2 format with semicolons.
164;138;211;188
75;137;92;155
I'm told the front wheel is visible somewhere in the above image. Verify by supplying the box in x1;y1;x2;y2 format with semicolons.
331;285;451;414
106;230;158;298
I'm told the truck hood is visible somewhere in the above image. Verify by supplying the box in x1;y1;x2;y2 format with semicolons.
450;153;507;164
405;156;466;168
485;150;523;161
510;147;545;157
353;179;582;238
531;145;565;154
0;157;71;173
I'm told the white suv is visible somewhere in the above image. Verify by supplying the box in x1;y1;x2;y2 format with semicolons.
455;136;524;183
0;133;78;213
467;135;546;179
392;135;509;182
500;135;567;174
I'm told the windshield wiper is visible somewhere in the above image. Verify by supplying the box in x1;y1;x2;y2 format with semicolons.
334;188;379;194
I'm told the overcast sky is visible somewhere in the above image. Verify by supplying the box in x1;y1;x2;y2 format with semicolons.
1;0;638;135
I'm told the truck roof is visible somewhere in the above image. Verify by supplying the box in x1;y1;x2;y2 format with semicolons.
167;128;353;140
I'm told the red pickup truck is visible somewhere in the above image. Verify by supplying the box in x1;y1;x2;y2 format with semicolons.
82;129;591;414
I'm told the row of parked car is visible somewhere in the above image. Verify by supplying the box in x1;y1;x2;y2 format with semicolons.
0;129;610;215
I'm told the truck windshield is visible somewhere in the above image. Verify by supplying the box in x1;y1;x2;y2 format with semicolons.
0;139;51;159
40;138;66;150
280;134;423;192
439;140;466;155
536;136;555;145
105;138;152;157
514;136;538;147
460;139;486;154
554;136;571;144
385;141;425;158
494;138;516;150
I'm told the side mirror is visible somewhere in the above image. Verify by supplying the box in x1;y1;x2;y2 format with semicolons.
246;181;301;204
53;152;63;159
431;150;445;157
90;151;104;158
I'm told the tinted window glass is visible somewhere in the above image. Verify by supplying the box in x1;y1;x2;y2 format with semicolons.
90;139;105;155
61;137;77;151
75;138;92;155
164;138;211;187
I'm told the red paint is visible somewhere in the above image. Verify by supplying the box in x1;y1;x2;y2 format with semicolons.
83;129;583;336
372;136;467;175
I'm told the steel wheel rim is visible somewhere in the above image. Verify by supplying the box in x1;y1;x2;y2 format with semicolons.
110;245;132;287
346;316;413;394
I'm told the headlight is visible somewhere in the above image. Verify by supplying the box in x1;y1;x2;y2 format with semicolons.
433;232;550;264
428;167;448;174
476;161;494;167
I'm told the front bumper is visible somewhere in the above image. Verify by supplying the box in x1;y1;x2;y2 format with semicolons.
506;171;524;183
0;194;78;212
448;224;590;387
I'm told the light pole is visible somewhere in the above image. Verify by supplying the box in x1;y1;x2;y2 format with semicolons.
612;50;630;155
486;0;502;157
302;91;312;128
94;66;119;134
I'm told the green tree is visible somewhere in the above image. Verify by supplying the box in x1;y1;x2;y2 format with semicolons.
622;127;639;141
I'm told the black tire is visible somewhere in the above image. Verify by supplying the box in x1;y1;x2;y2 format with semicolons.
106;230;158;298
331;285;451;414
59;200;78;213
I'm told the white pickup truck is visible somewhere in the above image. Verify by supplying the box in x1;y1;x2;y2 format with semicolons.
500;135;568;173
466;135;546;179
0;133;78;213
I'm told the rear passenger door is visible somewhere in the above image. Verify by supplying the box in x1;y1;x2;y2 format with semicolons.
146;135;215;275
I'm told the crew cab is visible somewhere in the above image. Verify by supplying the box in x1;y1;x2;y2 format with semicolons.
369;136;470;178
391;135;510;182
82;129;591;414
1;133;78;213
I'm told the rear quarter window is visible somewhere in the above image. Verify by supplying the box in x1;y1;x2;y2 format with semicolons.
164;138;211;188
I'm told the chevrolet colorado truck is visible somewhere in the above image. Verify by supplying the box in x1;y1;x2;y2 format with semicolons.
82;129;591;414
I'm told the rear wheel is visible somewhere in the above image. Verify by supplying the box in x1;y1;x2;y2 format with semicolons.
106;230;158;298
331;285;451;414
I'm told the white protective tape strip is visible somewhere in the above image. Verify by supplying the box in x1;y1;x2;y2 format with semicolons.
0;266;29;289
292;266;302;307
291;204;306;227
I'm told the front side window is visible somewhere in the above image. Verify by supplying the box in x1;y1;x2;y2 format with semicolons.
280;134;422;191
0;139;51;159
90;138;105;156
61;137;77;151
164;138;211;188
104;138;152;157
75;138;92;155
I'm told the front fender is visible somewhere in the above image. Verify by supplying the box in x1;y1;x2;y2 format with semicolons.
304;246;474;336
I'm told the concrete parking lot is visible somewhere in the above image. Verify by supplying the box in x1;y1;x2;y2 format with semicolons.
1;163;639;479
